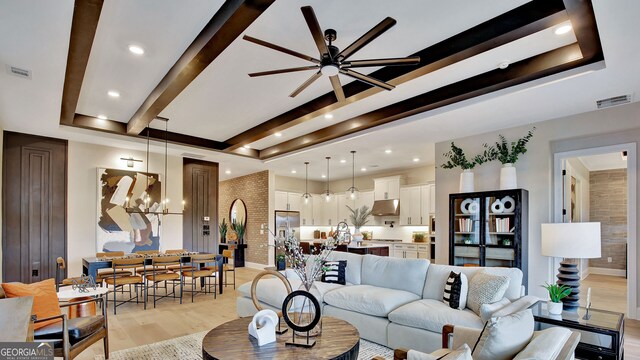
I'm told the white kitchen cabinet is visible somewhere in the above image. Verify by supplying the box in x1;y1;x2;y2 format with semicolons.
336;194;354;225
355;190;374;210
400;186;421;225
287;192;301;212
312;194;324;225
394;244;418;259
429;184;436;214
374;176;403;200
420;185;431;225
275;191;302;211
417;244;430;259
275;191;289;211
322;196;338;226
300;196;313;226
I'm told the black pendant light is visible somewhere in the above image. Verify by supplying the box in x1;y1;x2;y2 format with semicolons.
346;150;359;200
324;157;333;202
301;162;312;204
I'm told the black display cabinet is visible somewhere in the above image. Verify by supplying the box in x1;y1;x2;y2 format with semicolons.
448;189;528;289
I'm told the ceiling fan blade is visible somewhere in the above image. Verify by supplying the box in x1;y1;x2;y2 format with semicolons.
301;6;330;56
340;69;394;91
243;35;320;64
289;71;322;98
329;75;346;102
337;17;396;61
249;66;319;77
342;56;421;68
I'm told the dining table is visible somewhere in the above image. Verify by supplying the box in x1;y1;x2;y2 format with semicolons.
82;253;225;294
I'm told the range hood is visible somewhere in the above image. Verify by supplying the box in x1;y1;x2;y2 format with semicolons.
371;199;400;216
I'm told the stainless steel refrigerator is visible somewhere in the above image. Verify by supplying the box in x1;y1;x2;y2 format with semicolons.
274;211;300;266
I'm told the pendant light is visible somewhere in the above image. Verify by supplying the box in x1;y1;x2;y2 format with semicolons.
324;157;333;202
301;162;312;204
346;150;360;200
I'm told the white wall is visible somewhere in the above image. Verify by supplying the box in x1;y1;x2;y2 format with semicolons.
67;141;183;277
435;101;640;301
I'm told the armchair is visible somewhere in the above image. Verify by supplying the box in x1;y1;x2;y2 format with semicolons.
33;297;109;360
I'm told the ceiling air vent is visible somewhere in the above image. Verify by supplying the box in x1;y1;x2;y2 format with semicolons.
6;65;32;79
181;152;205;159
596;94;632;109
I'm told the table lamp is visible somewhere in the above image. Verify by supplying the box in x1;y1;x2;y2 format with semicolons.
541;222;601;311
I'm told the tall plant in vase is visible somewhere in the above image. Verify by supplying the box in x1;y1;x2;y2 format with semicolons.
346;205;372;245
441;142;491;193
484;127;535;189
219;218;228;243
231;218;246;244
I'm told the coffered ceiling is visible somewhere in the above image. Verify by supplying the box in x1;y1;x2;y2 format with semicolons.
1;0;639;181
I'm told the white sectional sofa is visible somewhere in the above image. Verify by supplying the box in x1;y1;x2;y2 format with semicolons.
237;251;529;354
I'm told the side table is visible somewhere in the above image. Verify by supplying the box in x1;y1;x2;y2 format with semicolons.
529;300;624;360
57;287;110;318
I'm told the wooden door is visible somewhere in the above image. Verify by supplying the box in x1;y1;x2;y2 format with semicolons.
183;159;218;253
2;132;67;283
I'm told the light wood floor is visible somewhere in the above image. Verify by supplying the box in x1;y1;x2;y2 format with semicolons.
76;269;640;359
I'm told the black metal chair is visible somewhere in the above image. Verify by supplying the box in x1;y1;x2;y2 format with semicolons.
104;257;146;314
181;254;217;302
146;256;183;307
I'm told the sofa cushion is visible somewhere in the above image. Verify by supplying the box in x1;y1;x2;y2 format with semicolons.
361;255;429;296
466;270;511;315
321;260;347;285
513;327;572;360
308;251;363;285
34;315;104;345
423;264;522;301
479;297;511;322
443;271;468;310
2;279;62;330
472;309;534;360
388;299;483;333
323;285;420;317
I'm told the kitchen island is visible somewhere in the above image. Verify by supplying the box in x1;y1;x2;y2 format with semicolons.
347;244;390;256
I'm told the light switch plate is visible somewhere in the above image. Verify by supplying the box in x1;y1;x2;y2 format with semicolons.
203;216;210;221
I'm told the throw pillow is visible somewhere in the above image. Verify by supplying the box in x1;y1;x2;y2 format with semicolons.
466;270;511;315
321;260;347;285
479;297;511;322
407;344;472;360
472;309;534;360
2;278;62;330
442;271;468;310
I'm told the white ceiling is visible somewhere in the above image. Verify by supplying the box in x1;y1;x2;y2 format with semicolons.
579;153;628;171
1;0;639;183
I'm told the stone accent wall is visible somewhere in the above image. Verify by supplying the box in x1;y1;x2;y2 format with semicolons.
589;169;627;270
219;171;269;265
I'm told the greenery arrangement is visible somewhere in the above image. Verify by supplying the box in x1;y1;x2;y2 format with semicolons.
441;142;477;170
219;218;228;240
231;218;246;242
541;282;572;303
486;127;536;164
346;205;372;230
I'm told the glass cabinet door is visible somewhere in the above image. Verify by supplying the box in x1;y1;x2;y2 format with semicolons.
485;194;517;267
452;196;481;266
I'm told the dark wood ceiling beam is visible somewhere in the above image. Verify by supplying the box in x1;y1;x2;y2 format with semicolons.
60;0;103;125
563;0;604;61
126;0;276;135
259;43;595;159
223;0;569;150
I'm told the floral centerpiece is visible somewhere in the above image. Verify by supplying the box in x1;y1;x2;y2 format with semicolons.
346;205;372;245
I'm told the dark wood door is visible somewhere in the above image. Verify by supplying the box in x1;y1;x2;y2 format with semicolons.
183;159;218;253
2;131;67;283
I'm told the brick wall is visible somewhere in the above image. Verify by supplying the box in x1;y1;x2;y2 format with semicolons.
219;171;269;265
589;169;627;270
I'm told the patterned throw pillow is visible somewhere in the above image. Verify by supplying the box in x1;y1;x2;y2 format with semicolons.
443;271;468;310
466;270;511;315
321;260;347;285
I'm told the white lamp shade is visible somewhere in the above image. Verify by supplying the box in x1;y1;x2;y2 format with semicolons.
541;222;601;259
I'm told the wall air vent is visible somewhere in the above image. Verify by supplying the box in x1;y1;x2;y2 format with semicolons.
596;94;632;109
181;152;205;159
6;65;32;79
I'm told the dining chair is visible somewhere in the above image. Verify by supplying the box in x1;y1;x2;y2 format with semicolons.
55;257;84;291
134;250;168;275
146;256;183;307
181;254;217;302
221;249;236;289
104;258;146;314
95;251;132;285
164;249;194;272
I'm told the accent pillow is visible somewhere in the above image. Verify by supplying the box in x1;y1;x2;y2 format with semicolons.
466;270;511;315
2;278;62;330
443;271;468;310
479;297;511;322
472;309;534;360
321;260;347;285
408;344;472;360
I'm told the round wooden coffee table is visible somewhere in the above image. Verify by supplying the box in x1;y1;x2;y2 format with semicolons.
202;316;359;360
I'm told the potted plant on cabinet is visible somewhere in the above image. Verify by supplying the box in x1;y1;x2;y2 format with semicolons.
542;282;571;315
276;253;286;271
441;142;492;192
219;218;228;243
346;205;372;245
231;218;246;244
485;127;535;189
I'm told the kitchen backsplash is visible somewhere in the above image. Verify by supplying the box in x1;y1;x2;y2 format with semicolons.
300;224;430;242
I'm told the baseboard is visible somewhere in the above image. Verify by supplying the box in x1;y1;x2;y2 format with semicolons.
580;267;590;279
244;261;268;270
587;267;626;277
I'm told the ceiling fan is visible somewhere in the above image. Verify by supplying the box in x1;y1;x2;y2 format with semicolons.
243;6;420;101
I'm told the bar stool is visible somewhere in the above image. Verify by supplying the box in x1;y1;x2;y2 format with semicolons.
221;249;236;289
146;256;183;307
181;254;217;302
104;258;146;314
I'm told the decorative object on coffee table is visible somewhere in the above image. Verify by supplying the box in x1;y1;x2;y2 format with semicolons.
541;282;571;315
248;310;279;346
71;274;97;293
541;222;601;311
281;290;322;347
251;270;292;335
202;316;360;360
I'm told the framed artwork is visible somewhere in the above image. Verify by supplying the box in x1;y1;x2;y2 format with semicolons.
97;168;162;253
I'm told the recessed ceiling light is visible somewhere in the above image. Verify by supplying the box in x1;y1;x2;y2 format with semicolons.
340;159;346;163
554;24;572;35
321;174;326;178
128;45;145;55
413;158;420;162
385;149;392;154
97;114;107;120
274;132;282;137
360;167;367;172
243;145;251;149
291;170;297;174
324;114;333;119
225;170;231;175
107;90;120;98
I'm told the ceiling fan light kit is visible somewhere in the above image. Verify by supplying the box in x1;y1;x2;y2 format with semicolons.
244;6;420;101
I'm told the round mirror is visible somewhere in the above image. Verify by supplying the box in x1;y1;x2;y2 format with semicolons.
230;198;247;224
